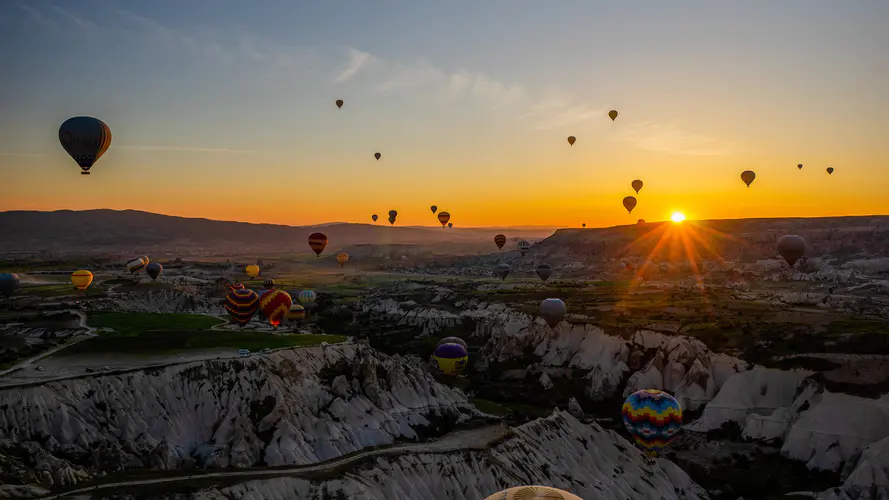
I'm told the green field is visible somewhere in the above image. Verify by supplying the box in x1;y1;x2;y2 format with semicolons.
88;312;223;334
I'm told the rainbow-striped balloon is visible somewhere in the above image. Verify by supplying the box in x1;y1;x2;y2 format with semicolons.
621;389;683;456
225;288;259;326
260;289;292;328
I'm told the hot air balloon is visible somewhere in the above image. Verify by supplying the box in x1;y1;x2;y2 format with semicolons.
336;252;349;267
225;288;260;327
0;273;20;297
58;116;112;175
71;270;93;292
389;209;398;218
622;196;637;214
437;336;468;350
432;343;468;375
517;240;531;256
539;298;566;328
297;289;316;307
535;263;552;282
494;234;506;251
335;99;343;109
827;167;834;175
567;136;576;146
777;235;807;267
374;152;381;161
372;214;378;223
798;164;803;170
308;233;328;257
245;264;260;278
637;219;646;225
483;486;582;500
632;179;643;194
229;282;245;292
741;170;756;187
388;216;396;225
126;257;146;276
437;211;451;227
608;110;619;121
622;389;683;458
263;278;276;290
495;262;511;281
146;262;163;282
448;222;453;228
285;303;306;323
582;223;586;228
260;289;292;328
141;256;150;265
430;205;438;214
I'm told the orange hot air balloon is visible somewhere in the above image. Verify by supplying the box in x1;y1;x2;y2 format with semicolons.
622;196;637;214
259;289;292;328
567;136;576;146
609;110;619;121
494;234;506;250
336;252;349;267
308;232;328;257
631;179;643;194
437;211;451;227
741;170;756;187
335;99;344;109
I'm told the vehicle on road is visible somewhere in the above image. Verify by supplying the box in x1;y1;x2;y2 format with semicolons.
238;349;250;357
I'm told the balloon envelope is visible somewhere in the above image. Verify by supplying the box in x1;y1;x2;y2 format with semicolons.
622;389;683;457
432;343;468;375
539;298;566;328
146;262;163;281
71;270;93;291
297;289;316;306
777;235;807;267
225;288;260;326
484;486;583;500
285;303;306;322
308;233;328;256
798;164;803;170
494;234;506;250
632;179;643;194
389;210;398;218
622;196;637;214
437;336;468;350
437;211;451;227
448;222;453;228
245;265;260;278
567;136;576;146
430;205;437;214
372;214;378;222
741;170;756;187
495;263;511;280
335;99;343;108
0;273;20;297
827;167;834;174
517;240;531;256
374;152;381;160
260;289;292;327
608;110;618;121
126;257;147;275
336;252;349;267
58;116;112;175
535;263;553;282
263;278;276;290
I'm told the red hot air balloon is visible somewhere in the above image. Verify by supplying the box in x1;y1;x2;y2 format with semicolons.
437;211;451;227
494;234;506;250
260;289;293;328
308;232;328;257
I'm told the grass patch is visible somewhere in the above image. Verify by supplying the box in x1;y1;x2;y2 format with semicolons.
19;284;104;298
87;312;223;335
471;398;510;417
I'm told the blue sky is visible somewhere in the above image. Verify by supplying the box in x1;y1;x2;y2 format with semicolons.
1;0;887;226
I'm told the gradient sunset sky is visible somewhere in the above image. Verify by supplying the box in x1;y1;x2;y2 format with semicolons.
1;1;887;227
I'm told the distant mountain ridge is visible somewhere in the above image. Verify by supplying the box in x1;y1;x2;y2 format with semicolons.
0;209;556;257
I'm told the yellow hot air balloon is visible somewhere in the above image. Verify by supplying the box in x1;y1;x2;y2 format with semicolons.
741;170;756;187
336;252;349;267
245;264;260;278
71;270;93;292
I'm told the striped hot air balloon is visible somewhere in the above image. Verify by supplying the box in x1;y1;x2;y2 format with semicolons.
228;282;245;292
431;343;468;375
308;233;328;257
517;240;531;256
126;257;147;276
263;278;276;290
297;289;316;307
622;389;683;458
285;303;306;323
71;270;93;292
494;234;506;251
437;211;450;227
260;289;292;328
336;252;349;267
224;288;260;327
484;485;582;500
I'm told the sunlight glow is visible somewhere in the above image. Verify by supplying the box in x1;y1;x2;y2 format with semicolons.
671;212;686;223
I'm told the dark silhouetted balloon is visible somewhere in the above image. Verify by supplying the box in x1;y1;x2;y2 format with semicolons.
777;235;807;267
308;232;328;256
827;167;834;175
535;263;552;282
632;179;643;194
637;219;646;225
374;152;381;161
437;211;450;227
335;99;343;109
741;170;756;187
539;298;566;328
622;196;637;214
59;116;112;175
582;223;586;228
567;136;576;146
145;262;163;281
517;239;531;256
495;262;510;280
608;110;618;121
494;234;506;250
0;273;20;297
797;164;803;170
430;205;437;214
372;214;378;222
448;222;453;228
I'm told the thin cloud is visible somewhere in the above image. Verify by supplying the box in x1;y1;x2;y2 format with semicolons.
18;4;58;32
333;47;374;83
117;146;262;154
613;121;736;156
524;87;607;131
48;5;97;32
376;60;447;91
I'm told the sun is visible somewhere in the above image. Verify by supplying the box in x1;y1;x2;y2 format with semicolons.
671;212;686;223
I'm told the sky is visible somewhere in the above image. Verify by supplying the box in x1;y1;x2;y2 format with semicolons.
0;0;887;228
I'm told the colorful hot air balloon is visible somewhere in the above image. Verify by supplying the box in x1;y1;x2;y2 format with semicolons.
432;343;468;375
308;232;328;257
448;222;453;228
437;211;451;227
623;196;637;214
608;110;619;121
145;262;163;282
827;167;834;175
567;136;576;146
58;116;112;175
632;179;643;194
777;235;807;267
798;164;803;170
285;303;306;323
260;289;292;328
224;288;260;327
335;99;344;109
71;270;93;292
0;273;20;297
495;262;511;281
372;214;378;223
263;278;276;290
336;252;349;267
622;389;683;458
374;152;381;161
484;486;583;500
430;205;438;214
297;289;316;307
437;336;468;350
228;282;245;292
741;170;756;187
126;257;146;276
517;240;531;256
494;234;506;251
535;263;552;282
245;264;260;278
539;298;566;328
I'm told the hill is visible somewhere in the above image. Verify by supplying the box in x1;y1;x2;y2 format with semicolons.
0;209;555;258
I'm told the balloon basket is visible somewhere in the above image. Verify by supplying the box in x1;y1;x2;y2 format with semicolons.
80;172;90;175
